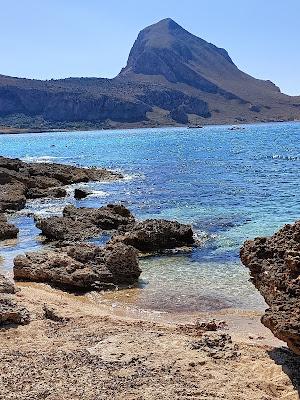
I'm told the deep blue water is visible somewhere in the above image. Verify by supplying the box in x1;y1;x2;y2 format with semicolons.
0;122;300;313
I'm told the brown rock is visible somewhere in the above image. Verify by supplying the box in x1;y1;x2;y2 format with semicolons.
111;219;194;252
0;214;19;240
240;221;300;355
13;242;140;290
36;204;134;241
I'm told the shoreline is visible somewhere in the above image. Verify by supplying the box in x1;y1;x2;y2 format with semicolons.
0;119;299;135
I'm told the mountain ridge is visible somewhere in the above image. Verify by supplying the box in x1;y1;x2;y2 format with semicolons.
0;18;299;131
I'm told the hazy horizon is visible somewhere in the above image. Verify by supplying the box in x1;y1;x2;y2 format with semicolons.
1;0;299;96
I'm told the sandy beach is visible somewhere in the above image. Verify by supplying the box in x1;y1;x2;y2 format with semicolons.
0;282;299;400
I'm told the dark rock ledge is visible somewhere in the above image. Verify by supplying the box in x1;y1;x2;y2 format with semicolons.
240;221;300;355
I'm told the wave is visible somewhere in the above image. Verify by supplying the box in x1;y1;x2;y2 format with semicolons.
21;155;82;163
270;154;300;161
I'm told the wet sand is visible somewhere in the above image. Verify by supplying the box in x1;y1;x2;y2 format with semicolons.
1;282;299;400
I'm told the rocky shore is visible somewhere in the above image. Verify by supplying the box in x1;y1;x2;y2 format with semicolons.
0;156;123;325
0;155;122;213
241;221;300;355
0;156;196;326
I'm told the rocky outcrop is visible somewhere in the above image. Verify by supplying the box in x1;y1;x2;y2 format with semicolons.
0;214;19;240
36;204;134;241
0;156;122;212
240;221;300;355
13;242;140;290
0;274;30;325
111;218;194;252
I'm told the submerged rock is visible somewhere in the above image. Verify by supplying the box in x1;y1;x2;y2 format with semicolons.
240;221;300;355
111;219;195;252
36;204;135;241
13;242;140;290
0;215;19;241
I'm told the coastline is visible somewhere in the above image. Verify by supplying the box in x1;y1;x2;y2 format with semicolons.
0;118;299;135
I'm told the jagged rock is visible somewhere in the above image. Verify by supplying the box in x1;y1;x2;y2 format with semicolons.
0;296;30;325
110;219;194;252
0;214;19;240
74;188;90;199
240;221;300;355
36;215;100;241
36;204;134;241
13;242;140;290
0;182;27;212
0;274;16;294
26;187;67;199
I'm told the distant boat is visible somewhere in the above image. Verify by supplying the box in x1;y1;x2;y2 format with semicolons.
187;125;203;129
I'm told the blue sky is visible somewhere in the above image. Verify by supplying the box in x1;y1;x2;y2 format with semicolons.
1;0;299;95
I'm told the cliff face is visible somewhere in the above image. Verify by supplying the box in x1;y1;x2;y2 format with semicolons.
0;18;299;130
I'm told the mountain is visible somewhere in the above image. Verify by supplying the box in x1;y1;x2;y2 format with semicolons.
0;18;299;132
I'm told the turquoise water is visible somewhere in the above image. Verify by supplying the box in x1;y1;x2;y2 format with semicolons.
1;122;300;312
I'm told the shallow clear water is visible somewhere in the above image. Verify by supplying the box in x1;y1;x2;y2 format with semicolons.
1;122;300;313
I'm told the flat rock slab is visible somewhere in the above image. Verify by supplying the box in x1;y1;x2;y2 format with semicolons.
241;221;300;355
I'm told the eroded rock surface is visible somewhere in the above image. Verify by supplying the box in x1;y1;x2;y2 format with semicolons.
14;242;140;290
111;219;195;252
240;221;300;355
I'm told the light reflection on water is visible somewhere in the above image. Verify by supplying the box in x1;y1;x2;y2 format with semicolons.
0;122;300;314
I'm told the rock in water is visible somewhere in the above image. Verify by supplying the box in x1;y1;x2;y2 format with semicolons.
111;219;194;252
240;221;300;355
0;214;19;240
36;204;135;241
74;188;90;199
13;243;140;290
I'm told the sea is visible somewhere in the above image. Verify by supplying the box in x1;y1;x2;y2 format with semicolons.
1;122;299;316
